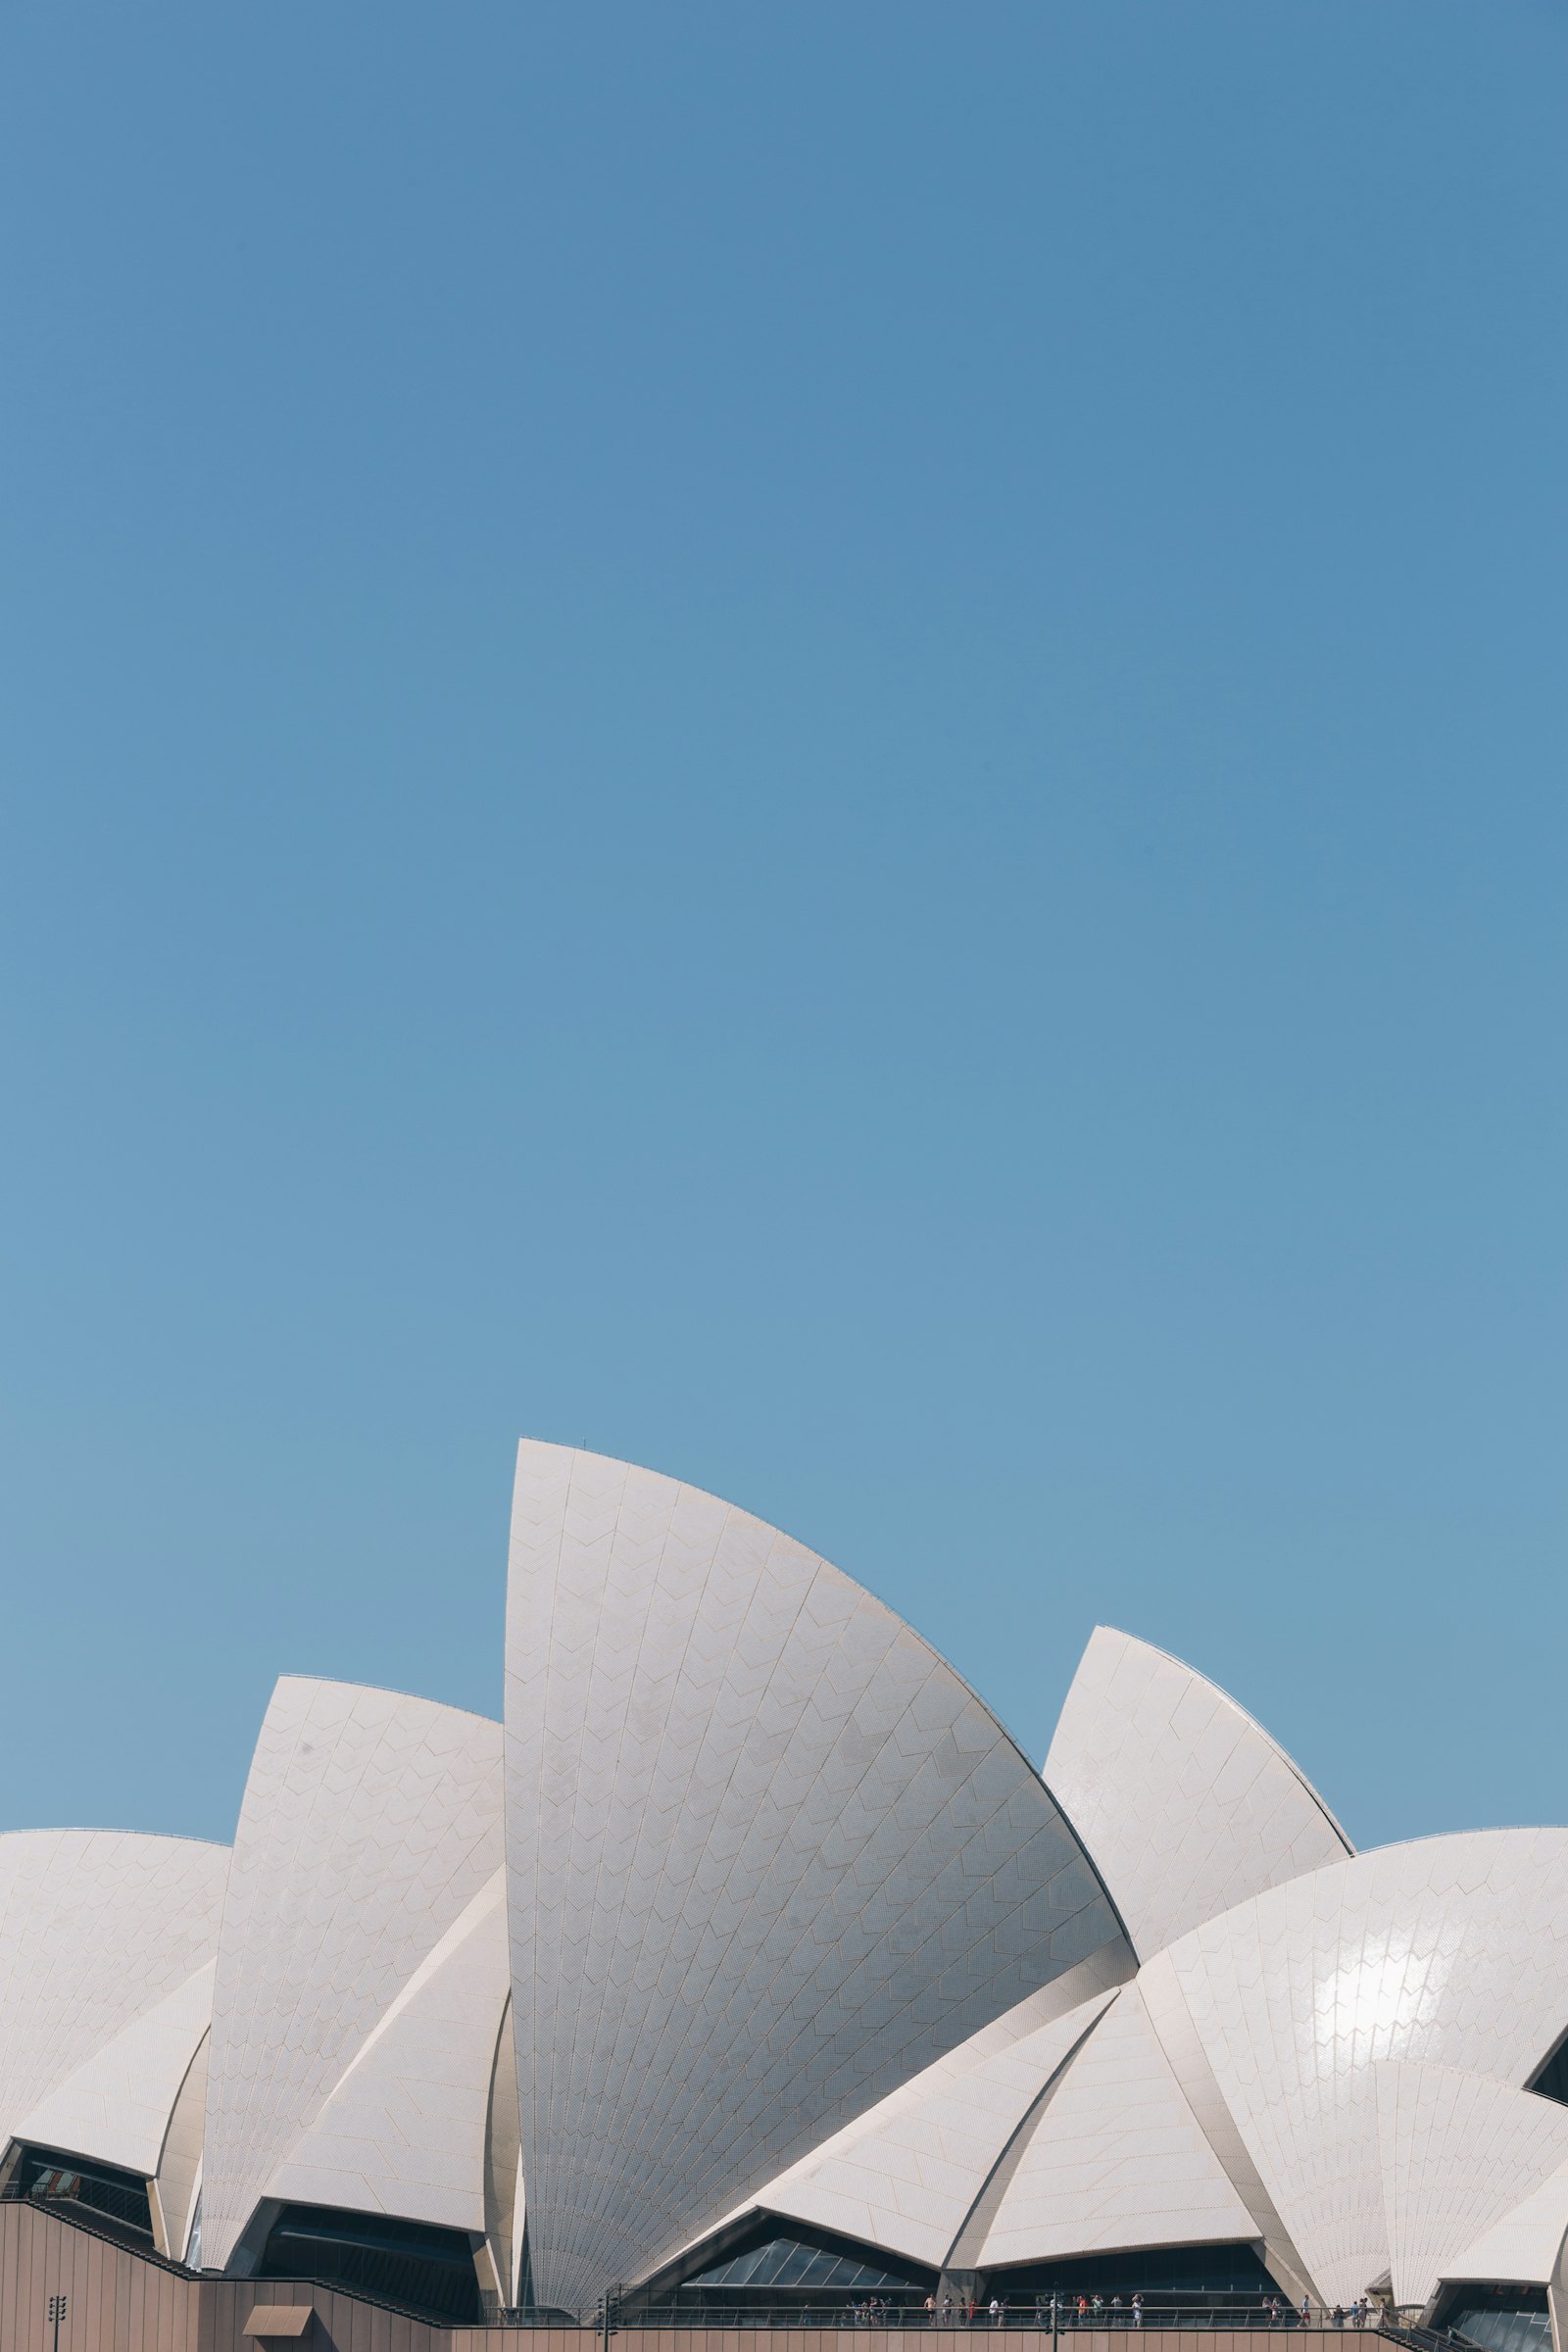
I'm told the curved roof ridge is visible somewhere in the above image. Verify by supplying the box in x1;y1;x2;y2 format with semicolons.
1044;1626;1354;1961
267;1669;500;1730
537;1441;1049;1792
1089;1624;1353;1855
0;1826;232;1852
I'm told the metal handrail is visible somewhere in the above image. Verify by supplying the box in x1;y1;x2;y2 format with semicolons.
1376;2327;1485;2352
0;2180;182;2273
612;2306;1388;2332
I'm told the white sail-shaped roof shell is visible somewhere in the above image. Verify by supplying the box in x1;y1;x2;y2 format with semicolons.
16;1959;214;2181
1142;1830;1568;2306
1438;2168;1568;2292
200;1677;505;2271
1045;1628;1351;1961
0;1830;227;2164
753;1975;1123;2268
506;1441;1131;2312
267;1869;509;2231
1374;2062;1568;2308
979;1982;1260;2269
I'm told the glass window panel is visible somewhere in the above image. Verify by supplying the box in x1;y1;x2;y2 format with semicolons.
683;2230;926;2298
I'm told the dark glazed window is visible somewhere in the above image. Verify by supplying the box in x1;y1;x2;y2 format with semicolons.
693;2230;927;2290
14;2144;154;2248
1436;2285;1550;2352
1530;2034;1568;2107
991;2242;1286;2304
257;2202;481;2324
647;2221;936;2317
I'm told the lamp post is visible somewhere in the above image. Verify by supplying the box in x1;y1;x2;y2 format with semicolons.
47;2293;67;2352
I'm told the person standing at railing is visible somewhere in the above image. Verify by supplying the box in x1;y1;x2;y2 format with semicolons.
1132;2296;1144;2329
1301;2298;1313;2328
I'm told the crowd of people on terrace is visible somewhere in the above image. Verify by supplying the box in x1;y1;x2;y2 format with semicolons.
836;2289;1382;2328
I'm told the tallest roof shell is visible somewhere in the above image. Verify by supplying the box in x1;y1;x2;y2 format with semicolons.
505;1440;1131;2312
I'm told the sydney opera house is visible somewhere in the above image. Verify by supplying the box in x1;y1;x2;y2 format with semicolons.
4;1441;1568;2352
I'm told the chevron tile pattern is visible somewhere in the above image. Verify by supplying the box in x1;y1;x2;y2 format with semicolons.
1045;1628;1352;1962
200;1677;505;2271
0;1830;227;2156
759;1980;1122;2267
1144;1831;1568;2307
505;1441;1129;2310
980;1982;1259;2266
1375;2061;1568;2307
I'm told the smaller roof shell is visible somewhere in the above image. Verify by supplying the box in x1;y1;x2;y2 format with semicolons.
1438;2168;1568;2291
979;1982;1260;2270
200;1677;505;2272
266;1869;509;2232
757;1978;1121;2268
0;1829;228;2162
1145;1829;1568;2307
1045;1628;1351;1962
1375;2062;1568;2309
16;1960;215;2180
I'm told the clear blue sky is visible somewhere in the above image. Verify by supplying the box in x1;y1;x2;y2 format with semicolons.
3;3;1564;1857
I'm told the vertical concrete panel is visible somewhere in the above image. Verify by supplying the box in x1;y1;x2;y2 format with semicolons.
172;2256;192;2352
76;2220;96;2345
120;2241;139;2352
12;2208;31;2352
129;2239;147;2352
351;2282;377;2352
8;2205;22;2344
206;2278;239;2352
346;2292;372;2352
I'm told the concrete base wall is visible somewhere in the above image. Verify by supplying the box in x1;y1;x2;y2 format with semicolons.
0;2203;1366;2352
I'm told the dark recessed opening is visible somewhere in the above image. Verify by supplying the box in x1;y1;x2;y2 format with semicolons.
1433;2283;1550;2352
12;2144;154;2250
642;2219;936;2319
257;2202;481;2325
987;2242;1287;2310
1528;2034;1568;2109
